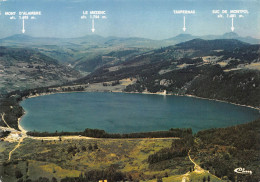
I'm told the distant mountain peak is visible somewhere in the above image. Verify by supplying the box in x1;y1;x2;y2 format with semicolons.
2;34;33;41
222;32;239;38
166;34;198;42
175;33;193;38
81;34;104;39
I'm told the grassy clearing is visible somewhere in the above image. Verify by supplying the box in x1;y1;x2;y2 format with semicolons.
2;138;188;181
28;160;81;181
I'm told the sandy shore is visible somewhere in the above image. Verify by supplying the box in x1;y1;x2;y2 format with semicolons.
17;115;28;134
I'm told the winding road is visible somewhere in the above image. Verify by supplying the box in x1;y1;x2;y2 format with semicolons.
1;112;27;161
1;113;11;128
8;136;25;161
182;149;222;181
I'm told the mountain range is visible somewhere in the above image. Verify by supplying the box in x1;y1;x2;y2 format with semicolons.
0;32;259;47
1;32;258;72
166;32;260;44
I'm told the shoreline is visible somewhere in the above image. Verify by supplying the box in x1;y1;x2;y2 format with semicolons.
17;113;28;134
180;94;260;111
128;91;260;111
23;89;260;111
16;85;259;134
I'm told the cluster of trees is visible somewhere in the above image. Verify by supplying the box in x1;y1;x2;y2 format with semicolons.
0;97;23;130
202;176;211;182
217;45;260;66
6;85;86;101
186;68;260;107
148;147;189;164
148;135;193;165
60;167;126;182
176;57;203;65
0;130;10;138
27;128;192;139
67;143;98;155
196;119;260;150
194;119;260;181
61;86;84;92
15;177;58;182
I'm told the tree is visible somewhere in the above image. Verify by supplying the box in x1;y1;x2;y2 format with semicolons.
51;177;58;182
15;170;23;179
94;143;98;150
88;144;93;151
17;179;23;182
37;177;50;182
164;172;168;177
67;146;74;153
81;146;86;151
203;176;206;182
128;174;133;181
157;177;163;182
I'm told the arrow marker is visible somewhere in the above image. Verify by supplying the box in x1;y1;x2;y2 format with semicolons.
231;17;235;32
91;18;95;33
183;16;186;32
22;19;25;34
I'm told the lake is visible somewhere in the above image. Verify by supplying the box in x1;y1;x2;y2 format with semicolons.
20;92;260;133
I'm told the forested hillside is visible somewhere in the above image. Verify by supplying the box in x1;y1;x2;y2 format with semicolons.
0;47;81;94
72;39;260;107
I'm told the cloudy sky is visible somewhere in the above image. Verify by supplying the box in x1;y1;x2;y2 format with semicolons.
0;0;259;39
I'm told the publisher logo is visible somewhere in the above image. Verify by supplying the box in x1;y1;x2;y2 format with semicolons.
234;167;252;175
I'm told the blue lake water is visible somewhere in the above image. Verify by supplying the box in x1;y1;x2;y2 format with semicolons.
20;92;260;133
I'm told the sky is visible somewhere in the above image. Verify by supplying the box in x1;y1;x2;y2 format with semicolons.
0;0;259;39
